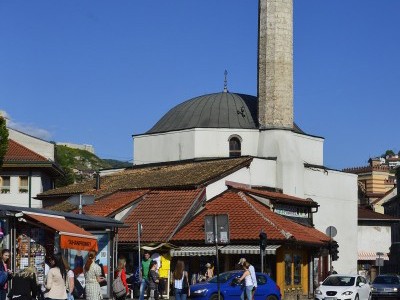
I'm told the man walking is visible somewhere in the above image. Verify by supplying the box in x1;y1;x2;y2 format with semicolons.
238;258;257;299
139;251;152;300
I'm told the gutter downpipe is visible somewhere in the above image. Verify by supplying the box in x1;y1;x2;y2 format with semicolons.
28;170;32;208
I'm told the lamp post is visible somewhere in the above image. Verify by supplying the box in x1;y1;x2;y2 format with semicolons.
376;252;384;275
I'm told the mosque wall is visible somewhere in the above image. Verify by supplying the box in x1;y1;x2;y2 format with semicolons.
194;128;259;157
133;129;195;164
205;158;277;200
304;168;358;274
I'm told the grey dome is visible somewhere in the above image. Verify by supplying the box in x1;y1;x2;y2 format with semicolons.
146;92;304;134
147;92;259;134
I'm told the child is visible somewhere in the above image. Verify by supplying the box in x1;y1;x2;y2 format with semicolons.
148;261;159;300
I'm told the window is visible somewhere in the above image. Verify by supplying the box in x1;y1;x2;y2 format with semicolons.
0;176;10;193
294;255;302;285
19;176;29;193
256;274;267;285
229;137;241;157
284;254;292;285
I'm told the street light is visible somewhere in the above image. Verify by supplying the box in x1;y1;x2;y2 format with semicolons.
376;252;384;275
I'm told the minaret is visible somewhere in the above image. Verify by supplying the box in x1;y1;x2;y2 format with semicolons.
258;0;293;129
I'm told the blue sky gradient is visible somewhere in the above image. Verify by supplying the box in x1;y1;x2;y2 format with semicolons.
1;1;400;169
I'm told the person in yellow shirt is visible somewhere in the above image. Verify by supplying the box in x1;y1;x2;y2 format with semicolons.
158;253;171;299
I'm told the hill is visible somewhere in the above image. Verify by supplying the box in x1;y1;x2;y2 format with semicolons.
55;145;131;187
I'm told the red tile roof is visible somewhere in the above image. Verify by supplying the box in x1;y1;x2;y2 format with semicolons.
39;157;253;199
5;139;48;162
119;189;205;243
358;207;400;221
172;191;330;246
226;181;317;207
81;190;150;217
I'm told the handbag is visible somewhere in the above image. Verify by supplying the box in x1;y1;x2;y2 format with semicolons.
112;271;126;298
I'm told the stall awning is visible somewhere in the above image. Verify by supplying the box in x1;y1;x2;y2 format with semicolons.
220;245;280;255
358;251;389;261
171;245;280;257
171;246;221;257
24;212;98;252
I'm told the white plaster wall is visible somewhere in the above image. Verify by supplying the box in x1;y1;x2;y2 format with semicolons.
292;133;324;166
8;128;54;160
0;170;46;208
134;130;195;164
258;130;305;197
194;129;259;158
134;128;259;165
358;225;391;254
304;168;358;274
205;158;277;200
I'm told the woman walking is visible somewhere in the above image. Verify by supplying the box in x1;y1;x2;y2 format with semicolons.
238;261;254;300
114;258;128;300
8;267;38;300
84;251;105;300
62;256;75;300
172;260;190;300
46;254;67;300
0;249;12;300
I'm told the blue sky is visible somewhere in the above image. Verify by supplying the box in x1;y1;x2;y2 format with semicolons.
1;1;400;170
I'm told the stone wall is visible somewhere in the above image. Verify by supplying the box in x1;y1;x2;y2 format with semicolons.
258;0;293;129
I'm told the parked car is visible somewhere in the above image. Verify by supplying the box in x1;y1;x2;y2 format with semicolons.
190;270;281;300
314;274;371;300
371;274;400;299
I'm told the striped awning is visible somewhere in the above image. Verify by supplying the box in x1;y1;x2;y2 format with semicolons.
358;251;389;261
170;245;280;257
170;246;221;257
220;245;280;255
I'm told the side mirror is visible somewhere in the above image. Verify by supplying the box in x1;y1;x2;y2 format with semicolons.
358;282;365;287
319;281;323;286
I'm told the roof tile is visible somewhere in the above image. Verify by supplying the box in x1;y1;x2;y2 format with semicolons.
172;191;329;245
5;140;48;162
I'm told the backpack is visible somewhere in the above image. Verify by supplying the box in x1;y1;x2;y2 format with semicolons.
0;271;7;287
112;271;126;298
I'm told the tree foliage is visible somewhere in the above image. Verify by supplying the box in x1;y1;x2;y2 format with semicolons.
382;149;395;158
0;117;9;168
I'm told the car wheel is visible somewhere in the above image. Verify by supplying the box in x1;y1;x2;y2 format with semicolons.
354;294;359;300
266;295;278;300
209;294;221;300
368;293;372;300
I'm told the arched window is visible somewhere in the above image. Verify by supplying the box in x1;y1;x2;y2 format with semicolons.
229;137;241;157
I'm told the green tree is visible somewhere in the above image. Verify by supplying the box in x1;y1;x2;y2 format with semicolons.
382;149;395;158
0;116;9;168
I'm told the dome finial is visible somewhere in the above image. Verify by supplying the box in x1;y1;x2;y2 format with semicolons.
223;69;229;93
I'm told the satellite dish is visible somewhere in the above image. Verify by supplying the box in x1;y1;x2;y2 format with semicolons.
326;226;337;238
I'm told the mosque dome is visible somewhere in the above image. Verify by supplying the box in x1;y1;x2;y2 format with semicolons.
146;91;304;134
146;92;258;134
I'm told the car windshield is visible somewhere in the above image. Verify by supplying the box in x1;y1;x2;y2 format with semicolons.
323;276;355;286
209;272;236;284
373;276;400;284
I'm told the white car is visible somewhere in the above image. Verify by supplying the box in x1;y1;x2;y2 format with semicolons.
314;274;371;300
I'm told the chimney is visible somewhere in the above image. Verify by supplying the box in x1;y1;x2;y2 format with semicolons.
95;172;101;190
258;0;293;129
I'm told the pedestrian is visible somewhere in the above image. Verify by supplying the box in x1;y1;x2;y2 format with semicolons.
158;253;170;299
205;263;213;280
0;249;12;300
62;255;75;300
114;258;129;300
8;266;38;300
84;250;105;300
238;258;257;299
172;260;190;300
148;261;159;300
237;262;253;300
139;251;151;300
45;253;68;300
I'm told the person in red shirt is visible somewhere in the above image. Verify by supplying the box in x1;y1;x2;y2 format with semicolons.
114;258;129;300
